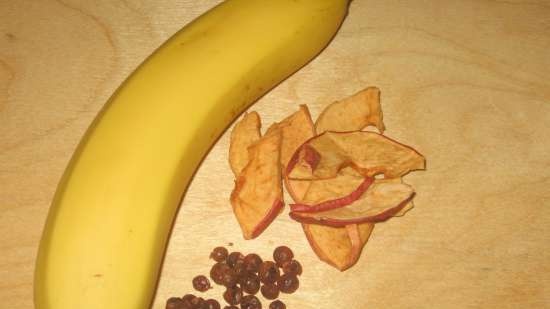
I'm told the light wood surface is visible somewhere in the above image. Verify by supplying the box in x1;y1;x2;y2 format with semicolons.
1;1;549;308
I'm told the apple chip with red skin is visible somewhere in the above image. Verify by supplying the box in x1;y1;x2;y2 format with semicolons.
229;111;262;176
290;167;373;213
289;166;375;271
315;87;385;134
266;105;317;203
266;105;315;169
303;223;374;271
290;180;415;226
288;131;426;180
230;130;284;239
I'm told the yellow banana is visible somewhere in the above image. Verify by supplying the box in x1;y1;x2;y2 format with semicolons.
34;0;349;308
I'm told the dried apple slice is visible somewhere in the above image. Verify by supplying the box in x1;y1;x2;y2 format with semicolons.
290;180;415;227
290;167;373;212
303;224;373;271
315;87;385;134
229;111;262;176
303;223;371;271
288;131;426;180
231;131;284;239
388;177;415;216
267;105;316;202
291;166;375;270
300;178;400;269
266;105;315;168
301;167;363;204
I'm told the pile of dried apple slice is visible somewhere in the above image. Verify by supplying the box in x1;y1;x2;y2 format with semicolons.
228;87;426;270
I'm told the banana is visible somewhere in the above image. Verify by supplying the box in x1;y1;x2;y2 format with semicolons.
34;1;349;308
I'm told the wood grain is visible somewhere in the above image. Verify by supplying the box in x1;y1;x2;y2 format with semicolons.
1;1;549;308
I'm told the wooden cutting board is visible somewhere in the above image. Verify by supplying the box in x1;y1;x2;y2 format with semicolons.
1;1;549;308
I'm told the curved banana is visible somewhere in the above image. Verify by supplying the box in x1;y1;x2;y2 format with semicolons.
34;0;349;308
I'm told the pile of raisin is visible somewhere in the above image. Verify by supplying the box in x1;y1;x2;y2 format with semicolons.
166;246;302;309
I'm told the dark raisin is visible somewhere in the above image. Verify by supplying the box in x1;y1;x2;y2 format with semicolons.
240;295;262;309
210;247;229;262
223;286;243;305
204;299;221;309
224;306;239;309
243;253;263;273
233;260;248;280
273;246;293;267
241;273;260;295
260;283;279;300
227;252;245;268
182;294;196;302
258;261;279;284
221;268;238;287
190;296;205;309
211;262;231;285
166;297;184;309
269;300;286;309
193;275;211;292
277;274;299;294
281;260;302;276
182;294;196;307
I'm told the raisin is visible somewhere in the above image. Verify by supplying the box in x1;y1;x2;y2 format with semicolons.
269;300;286;309
273;246;293;268
223;286;243;305
210;247;229;262
277;274;299;294
193;275;211;292
258;261;279;284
